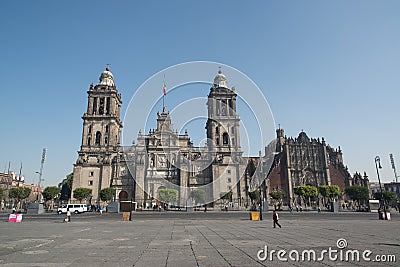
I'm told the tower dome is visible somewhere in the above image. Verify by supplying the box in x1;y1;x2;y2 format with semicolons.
99;65;115;86
213;68;228;88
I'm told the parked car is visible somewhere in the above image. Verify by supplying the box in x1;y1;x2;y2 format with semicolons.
57;204;88;214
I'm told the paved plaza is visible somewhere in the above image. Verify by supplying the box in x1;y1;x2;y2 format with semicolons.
0;211;399;266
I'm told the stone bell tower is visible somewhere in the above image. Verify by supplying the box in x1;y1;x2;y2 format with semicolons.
205;69;245;203
206;68;241;152
72;65;123;203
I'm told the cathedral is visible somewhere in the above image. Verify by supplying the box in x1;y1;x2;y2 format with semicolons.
72;67;248;210
71;66;368;210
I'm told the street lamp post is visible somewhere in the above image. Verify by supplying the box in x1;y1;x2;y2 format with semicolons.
375;156;387;220
258;150;263;221
259;186;263;221
35;171;44;202
35;171;43;186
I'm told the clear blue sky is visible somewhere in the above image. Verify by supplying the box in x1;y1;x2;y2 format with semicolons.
0;1;399;187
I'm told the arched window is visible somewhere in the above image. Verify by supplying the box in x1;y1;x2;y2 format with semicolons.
95;131;101;145
87;136;91;146
105;125;109;133
105;136;108;145
223;133;229;145
215;126;219;134
99;98;104;115
92;98;97;114
88;125;92;134
216;138;220;145
106;97;110;114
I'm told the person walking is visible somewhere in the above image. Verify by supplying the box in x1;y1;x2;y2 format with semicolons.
273;210;281;228
66;208;71;223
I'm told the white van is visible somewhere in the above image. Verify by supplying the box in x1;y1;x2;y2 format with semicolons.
57;204;88;214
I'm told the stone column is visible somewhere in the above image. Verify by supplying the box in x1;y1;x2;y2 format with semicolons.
95;97;99;115
232;96;237;114
322;142;331;185
110;95;116;116
286;145;294;205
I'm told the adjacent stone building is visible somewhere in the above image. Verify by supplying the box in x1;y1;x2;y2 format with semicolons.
266;129;369;207
0;171;43;209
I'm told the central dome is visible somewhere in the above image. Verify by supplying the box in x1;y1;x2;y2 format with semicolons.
213;69;228;88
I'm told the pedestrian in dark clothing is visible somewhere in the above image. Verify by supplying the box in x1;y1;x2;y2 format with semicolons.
273;210;281;228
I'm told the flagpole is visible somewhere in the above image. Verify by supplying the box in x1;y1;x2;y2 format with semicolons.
163;74;166;110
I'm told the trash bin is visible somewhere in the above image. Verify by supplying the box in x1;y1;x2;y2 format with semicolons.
250;212;260;221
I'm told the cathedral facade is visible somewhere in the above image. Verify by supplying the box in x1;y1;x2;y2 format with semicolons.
72;67;249;209
71;66;368;210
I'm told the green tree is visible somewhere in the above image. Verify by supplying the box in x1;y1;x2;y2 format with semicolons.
9;187;32;209
304;186;318;199
42;186;60;201
100;187;116;203
294;186;318;208
319;185;341;206
270;189;285;209
42;186;60;210
345;186;369;210
190;189;205;204
319;185;340;200
158;188;178;204
73;188;92;203
59;173;73;201
0;187;3;200
220;191;232;201
373;191;396;207
248;190;261;203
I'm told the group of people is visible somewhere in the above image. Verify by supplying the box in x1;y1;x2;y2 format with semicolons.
90;204;105;213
